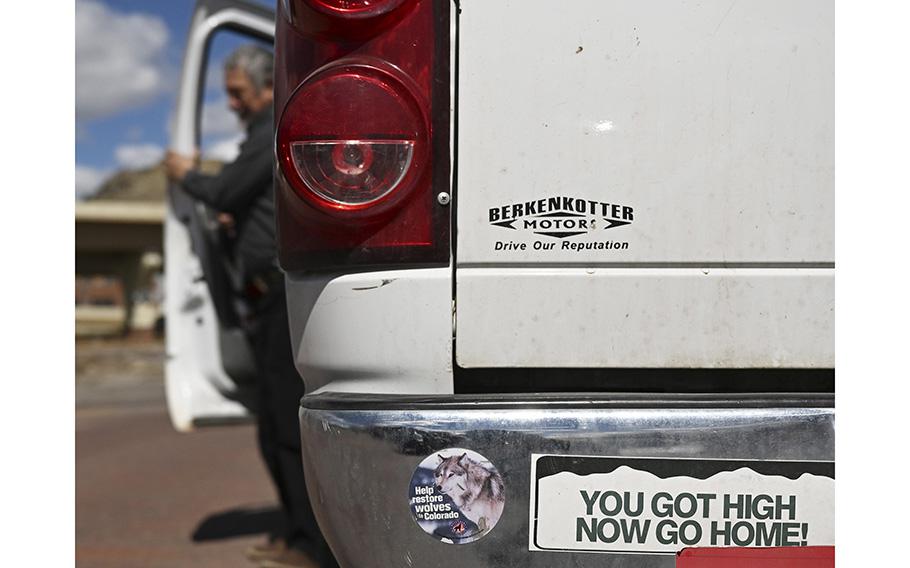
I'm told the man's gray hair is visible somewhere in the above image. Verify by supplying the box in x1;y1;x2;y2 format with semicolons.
224;44;274;91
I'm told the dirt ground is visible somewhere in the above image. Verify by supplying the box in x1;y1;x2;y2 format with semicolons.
76;337;165;385
76;338;281;568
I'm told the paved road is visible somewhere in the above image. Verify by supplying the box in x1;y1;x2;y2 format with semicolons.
76;380;281;567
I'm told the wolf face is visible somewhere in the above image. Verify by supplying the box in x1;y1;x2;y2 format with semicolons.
433;452;505;533
434;453;470;497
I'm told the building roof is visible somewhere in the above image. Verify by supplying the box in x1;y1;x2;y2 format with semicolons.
75;201;166;224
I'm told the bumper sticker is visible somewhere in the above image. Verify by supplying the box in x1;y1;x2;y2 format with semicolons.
529;454;833;555
409;448;505;544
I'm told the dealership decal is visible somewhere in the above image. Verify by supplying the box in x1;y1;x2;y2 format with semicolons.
409;448;505;544
490;196;633;237
489;196;633;252
529;455;833;555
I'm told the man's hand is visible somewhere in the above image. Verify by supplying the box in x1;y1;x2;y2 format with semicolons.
217;212;237;238
165;150;200;182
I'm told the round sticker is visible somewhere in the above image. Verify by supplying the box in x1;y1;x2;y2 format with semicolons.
408;448;505;544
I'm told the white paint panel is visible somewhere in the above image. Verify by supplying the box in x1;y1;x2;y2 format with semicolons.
286;268;453;394
456;0;833;264
456;269;833;368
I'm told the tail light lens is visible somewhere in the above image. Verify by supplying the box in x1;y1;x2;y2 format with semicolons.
303;0;408;20
277;61;428;213
291;139;413;207
275;0;450;271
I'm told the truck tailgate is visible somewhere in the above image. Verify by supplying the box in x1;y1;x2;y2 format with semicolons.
455;0;833;368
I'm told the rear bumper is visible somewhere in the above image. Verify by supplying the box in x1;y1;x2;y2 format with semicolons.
300;393;833;568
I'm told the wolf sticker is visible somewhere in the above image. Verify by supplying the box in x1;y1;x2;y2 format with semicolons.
434;452;505;533
409;448;506;544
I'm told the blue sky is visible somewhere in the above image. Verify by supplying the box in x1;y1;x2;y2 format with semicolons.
75;0;273;199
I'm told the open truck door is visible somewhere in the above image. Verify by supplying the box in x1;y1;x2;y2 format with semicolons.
165;0;275;431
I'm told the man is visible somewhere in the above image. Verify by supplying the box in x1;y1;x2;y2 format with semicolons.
165;45;336;568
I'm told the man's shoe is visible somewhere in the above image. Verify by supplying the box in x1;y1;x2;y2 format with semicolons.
244;539;286;562
258;547;321;568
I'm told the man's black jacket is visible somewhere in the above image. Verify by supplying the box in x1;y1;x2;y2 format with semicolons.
181;107;276;280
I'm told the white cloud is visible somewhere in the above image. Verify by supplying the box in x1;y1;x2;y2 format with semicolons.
202;97;242;137
163;97;242;152
201;97;244;162
115;143;165;170
204;134;244;163
75;165;110;200
75;0;171;120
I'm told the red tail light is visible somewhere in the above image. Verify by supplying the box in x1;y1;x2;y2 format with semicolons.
275;0;450;271
303;0;408;20
277;60;428;213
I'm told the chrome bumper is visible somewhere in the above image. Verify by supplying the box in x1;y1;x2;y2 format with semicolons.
299;393;833;568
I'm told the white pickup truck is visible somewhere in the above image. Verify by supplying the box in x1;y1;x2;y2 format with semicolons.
166;1;834;566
